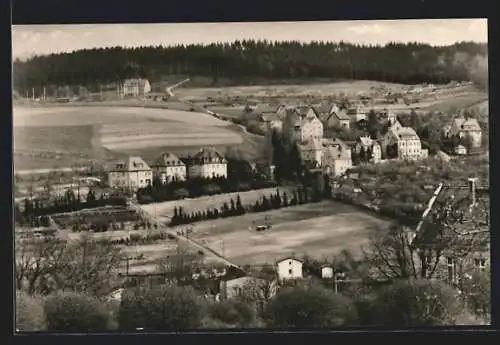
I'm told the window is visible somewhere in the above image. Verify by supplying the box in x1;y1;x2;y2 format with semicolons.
474;258;486;271
289;261;292;265
288;269;292;275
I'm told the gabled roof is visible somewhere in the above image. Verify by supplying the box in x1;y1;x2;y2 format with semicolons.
152;152;185;167
188;147;227;165
327;109;350;121
276;256;304;264
123;78;150;87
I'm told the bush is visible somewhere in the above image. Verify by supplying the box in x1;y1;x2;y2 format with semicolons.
264;285;358;327
118;285;202;331
16;291;47;332
372;279;463;326
43;291;112;332
460;271;491;321
205;299;256;327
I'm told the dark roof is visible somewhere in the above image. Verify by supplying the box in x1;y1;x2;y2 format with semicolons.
152;152;185;167
107;156;151;172
188;147;227;165
276;256;304;264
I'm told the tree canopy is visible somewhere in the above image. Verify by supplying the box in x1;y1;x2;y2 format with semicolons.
14;40;488;94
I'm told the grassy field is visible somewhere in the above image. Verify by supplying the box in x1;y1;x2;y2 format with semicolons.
139;186;295;223
13;105;264;171
184;200;391;265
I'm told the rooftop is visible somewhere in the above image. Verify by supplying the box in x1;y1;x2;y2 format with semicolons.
188;147;227;165
152;152;185;167
108;156;151;172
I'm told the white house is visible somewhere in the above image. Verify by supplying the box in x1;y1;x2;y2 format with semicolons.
276;257;304;281
151;152;187;183
121;78;151;97
322;139;353;177
186;147;228;179
107;156;153;190
321;266;334;279
283;107;323;144
381;120;425;161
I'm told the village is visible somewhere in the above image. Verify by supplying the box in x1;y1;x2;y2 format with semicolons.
13;22;491;331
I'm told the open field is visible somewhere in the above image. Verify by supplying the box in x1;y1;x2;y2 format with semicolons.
139;186;294;223
13;105;262;171
183;200;391;265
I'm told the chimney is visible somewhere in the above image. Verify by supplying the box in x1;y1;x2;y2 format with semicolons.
468;177;478;206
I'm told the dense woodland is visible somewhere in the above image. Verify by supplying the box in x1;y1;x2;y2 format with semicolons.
13;40;488;94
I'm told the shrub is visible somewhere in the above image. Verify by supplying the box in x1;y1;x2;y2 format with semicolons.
205;299;256;327
43;291;112;332
460;271;491;321
16;291;47;332
264;285;358;327
118;285;202;331
372;279;462;326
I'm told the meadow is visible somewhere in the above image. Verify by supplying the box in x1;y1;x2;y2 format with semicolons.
13;105;259;171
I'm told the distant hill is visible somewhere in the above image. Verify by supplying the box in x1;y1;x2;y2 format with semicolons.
13;40;488;96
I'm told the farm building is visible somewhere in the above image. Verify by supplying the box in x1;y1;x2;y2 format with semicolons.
282;107;323;144
186;147;228;179
151;152;187;183
276;256;304;281
120;78;151;97
107;156;153;190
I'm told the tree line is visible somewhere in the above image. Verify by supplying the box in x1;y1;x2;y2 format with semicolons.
169;187;323;227
13;40;488;94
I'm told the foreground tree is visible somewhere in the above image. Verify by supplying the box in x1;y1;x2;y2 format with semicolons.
43;291;112;332
264;285;358;327
118;284;202;331
371;279;462;326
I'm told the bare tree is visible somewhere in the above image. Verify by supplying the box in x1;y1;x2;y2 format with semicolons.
156;246;202;285
240;277;277;306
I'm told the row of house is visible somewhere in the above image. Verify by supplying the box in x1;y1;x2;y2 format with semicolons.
107;148;228;190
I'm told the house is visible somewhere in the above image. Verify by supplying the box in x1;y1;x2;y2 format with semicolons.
121;78;151;97
381;121;425;161
455;144;468;156
353;136;382;163
299;138;324;167
186;147;228;179
449;117;482;148
276;256;304;281
346;107;367;123
107;156;153;190
325;108;350;129
322;139;353;177
321;266;334;279
220;275;278;300
282;107;324;144
151;152;187;183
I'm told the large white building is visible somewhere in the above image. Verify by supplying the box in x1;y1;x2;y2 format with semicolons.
448;117;482;148
186;147;228;179
121;78;151;97
276;257;303;281
107;156;152;190
151;152;186;183
382;119;427;161
283;107;323;144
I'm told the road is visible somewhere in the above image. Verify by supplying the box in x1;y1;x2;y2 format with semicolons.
128;201;242;269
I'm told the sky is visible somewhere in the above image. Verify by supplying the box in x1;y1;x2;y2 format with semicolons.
12;19;488;60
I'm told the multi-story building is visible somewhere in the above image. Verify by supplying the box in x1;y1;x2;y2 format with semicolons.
382;120;427;161
151;152;187;184
346;106;367;124
299;138;324;167
353;136;382;163
107;156;152;190
276;257;304;281
325;108;350;129
283;107;324;144
186;147;228;179
322;139;353;177
449;117;482;148
121;78;151;97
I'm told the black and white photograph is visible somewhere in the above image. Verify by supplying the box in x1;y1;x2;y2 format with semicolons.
12;19;490;332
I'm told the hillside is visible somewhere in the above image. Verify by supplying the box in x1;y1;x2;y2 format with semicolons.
13;41;488;96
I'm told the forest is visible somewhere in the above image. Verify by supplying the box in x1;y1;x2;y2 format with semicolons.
13;40;488;94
